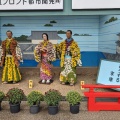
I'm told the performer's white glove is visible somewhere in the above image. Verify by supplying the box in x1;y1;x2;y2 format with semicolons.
77;59;82;66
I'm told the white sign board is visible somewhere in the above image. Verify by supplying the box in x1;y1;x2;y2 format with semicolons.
97;59;120;91
0;0;63;10
72;0;120;9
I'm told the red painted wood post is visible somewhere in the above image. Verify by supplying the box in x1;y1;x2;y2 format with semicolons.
118;97;120;104
87;87;96;111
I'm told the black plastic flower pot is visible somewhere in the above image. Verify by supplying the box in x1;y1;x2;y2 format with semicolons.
48;105;59;115
9;103;20;113
30;105;40;114
70;103;80;114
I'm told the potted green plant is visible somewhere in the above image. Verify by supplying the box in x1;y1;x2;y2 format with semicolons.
0;91;5;111
44;89;62;115
66;91;82;114
6;88;25;113
27;91;44;114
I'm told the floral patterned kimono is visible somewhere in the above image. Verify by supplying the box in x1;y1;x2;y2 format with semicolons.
34;40;56;83
57;38;82;85
0;38;23;83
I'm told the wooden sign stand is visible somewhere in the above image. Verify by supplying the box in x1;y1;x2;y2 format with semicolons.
29;80;33;88
80;81;85;90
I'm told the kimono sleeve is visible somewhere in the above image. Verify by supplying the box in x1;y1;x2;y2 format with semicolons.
0;45;3;64
16;43;23;63
34;45;41;62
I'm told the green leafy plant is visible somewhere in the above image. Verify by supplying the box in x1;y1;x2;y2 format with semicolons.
0;91;5;102
66;91;82;106
44;89;62;106
6;88;25;104
27;91;44;106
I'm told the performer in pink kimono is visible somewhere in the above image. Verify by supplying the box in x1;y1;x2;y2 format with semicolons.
34;33;56;84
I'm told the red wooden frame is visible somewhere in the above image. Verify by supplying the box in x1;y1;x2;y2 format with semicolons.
82;84;120;111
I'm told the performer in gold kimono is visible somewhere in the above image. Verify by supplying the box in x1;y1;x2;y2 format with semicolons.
34;33;56;84
0;30;23;84
57;30;82;86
